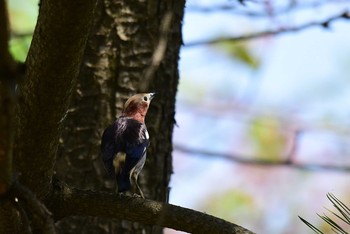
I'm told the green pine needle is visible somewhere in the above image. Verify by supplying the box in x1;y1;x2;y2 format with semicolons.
299;193;350;234
298;216;324;234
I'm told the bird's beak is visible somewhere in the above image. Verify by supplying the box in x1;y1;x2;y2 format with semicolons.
149;92;156;101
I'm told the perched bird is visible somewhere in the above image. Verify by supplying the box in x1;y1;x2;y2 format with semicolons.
101;93;155;198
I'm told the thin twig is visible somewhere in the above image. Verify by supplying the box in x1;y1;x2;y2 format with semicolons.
173;144;350;173
186;0;350;17
185;11;350;47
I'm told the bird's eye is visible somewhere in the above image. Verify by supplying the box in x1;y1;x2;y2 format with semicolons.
143;96;148;101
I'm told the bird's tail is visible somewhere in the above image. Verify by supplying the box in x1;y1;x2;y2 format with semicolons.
117;173;131;193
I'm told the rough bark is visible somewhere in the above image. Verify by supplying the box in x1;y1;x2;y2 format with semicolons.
54;0;121;232
0;0;16;196
46;179;255;234
0;1;25;233
14;0;97;199
54;0;185;233
0;0;256;233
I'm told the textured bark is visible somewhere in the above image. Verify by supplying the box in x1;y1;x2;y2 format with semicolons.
0;203;20;234
46;179;255;234
14;0;97;199
1;0;254;232
54;0;121;232
0;1;24;233
54;0;185;233
0;80;18;234
0;0;16;196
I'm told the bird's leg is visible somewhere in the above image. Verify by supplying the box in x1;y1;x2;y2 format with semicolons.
131;174;144;199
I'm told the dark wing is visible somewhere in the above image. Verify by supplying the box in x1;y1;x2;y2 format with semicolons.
101;117;149;190
119;118;149;172
117;118;149;191
101;124;117;177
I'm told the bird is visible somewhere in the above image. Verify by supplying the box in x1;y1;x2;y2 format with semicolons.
100;93;155;198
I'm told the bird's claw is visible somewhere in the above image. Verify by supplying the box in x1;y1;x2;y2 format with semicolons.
117;191;144;199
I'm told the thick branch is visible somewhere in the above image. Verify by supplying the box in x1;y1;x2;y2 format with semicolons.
47;179;254;234
0;0;22;196
0;0;16;73
0;0;12;195
185;11;350;47
15;0;97;198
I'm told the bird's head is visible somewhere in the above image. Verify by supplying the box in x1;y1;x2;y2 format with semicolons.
122;93;155;123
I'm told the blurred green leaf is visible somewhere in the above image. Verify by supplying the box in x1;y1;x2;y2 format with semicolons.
248;116;287;160
202;190;255;219
10;36;32;62
7;0;37;62
215;41;260;69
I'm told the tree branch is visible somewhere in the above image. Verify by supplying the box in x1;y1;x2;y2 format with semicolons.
186;0;347;17
0;180;56;234
14;0;98;199
185;11;350;47
0;0;13;196
12;181;55;234
174;144;350;173
0;0;16;74
0;0;24;196
47;178;254;234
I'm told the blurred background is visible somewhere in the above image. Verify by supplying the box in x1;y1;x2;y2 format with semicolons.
8;0;350;233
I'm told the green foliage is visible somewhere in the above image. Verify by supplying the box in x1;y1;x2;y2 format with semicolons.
299;193;350;234
8;0;37;62
214;41;260;69
203;190;255;219
10;36;32;62
248;116;287;161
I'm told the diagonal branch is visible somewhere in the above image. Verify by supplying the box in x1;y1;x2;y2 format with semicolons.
47;178;255;234
9;181;56;234
185;11;350;47
14;0;97;199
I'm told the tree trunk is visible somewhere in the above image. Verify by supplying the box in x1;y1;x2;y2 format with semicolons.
0;0;255;232
54;0;185;233
14;0;97;199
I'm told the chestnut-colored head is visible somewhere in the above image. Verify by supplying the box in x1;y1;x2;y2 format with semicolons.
122;93;155;123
